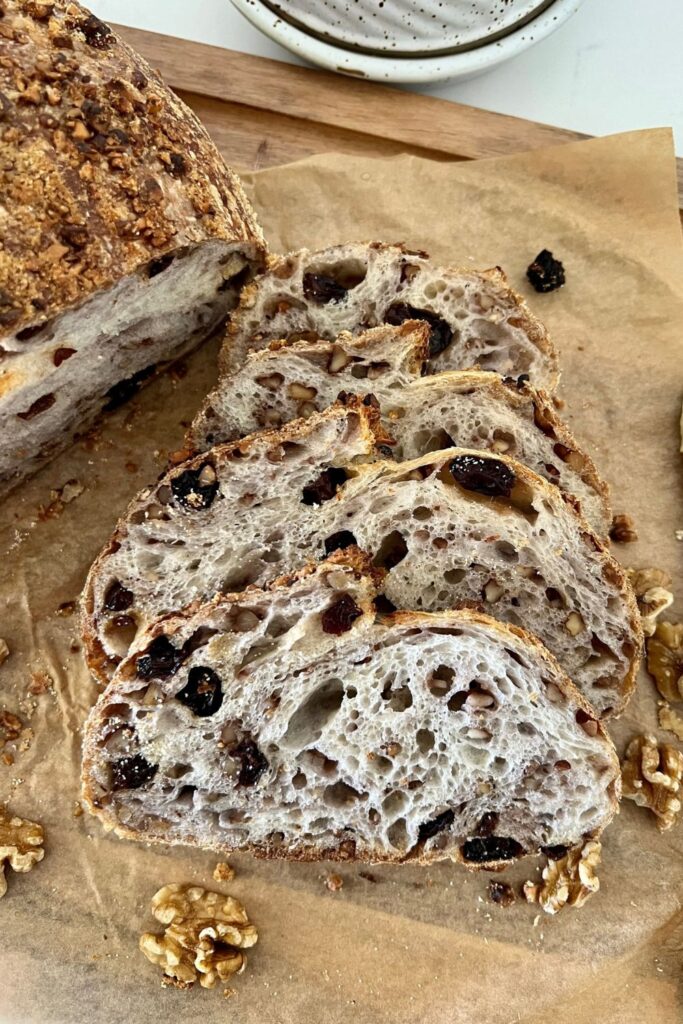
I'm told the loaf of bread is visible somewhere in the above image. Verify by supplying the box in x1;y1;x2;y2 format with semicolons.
0;1;265;495
81;551;620;865
218;242;558;388
82;401;641;716
189;323;609;534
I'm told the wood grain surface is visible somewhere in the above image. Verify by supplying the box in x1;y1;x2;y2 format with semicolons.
114;24;683;212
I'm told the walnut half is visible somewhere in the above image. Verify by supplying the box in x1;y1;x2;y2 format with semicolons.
646;621;683;701
523;840;601;915
139;884;258;989
626;568;674;638
621;734;683;831
0;805;45;898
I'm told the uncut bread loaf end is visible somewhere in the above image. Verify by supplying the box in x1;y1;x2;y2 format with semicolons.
0;0;265;496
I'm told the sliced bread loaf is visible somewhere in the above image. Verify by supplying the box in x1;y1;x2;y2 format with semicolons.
189;325;609;535
0;1;265;495
81;552;620;865
82;403;641;716
219;242;558;389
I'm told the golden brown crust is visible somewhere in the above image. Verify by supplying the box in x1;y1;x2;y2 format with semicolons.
80;591;620;868
0;1;265;335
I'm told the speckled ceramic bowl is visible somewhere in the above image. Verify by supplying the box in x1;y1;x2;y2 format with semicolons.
230;0;585;83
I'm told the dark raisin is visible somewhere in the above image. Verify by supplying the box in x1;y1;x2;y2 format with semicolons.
377;444;394;459
384;303;453;358
103;580;134;612
111;753;157;790
132;69;147;90
502;373;530;390
488;881;515;907
461;836;524;863
541;844;569;861
475;811;499;837
16;322;49;341
148;254;174;278
450;454;515;498
302;273;348;304
526;249;565;293
302;467;347;505
176;666;223;718
171;463;218;511
321;595;362;635
79;14;113;49
168;152;187;177
418;809;454;842
324;530;357;554
231;738;268;786
17;393;55;420
373;594;397;614
103;365;155;411
53;347;76;367
136;636;182;680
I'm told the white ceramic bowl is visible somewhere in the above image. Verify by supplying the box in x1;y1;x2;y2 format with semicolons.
230;0;585;84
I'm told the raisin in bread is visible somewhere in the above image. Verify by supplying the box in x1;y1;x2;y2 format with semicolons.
82;403;641;716
219;242;557;389
81;552;620;865
0;1;265;496
189;326;609;535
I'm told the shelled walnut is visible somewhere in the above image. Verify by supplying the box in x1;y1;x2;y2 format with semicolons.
139;884;258;989
523;840;601;914
0;805;45;898
647;622;683;701
621;734;683;831
626;568;674;637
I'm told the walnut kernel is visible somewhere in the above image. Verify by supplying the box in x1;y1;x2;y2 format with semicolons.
658;703;683;742
646;621;683;702
609;514;638;543
139;884;257;989
621;734;683;831
626;568;674;637
0;805;45;898
523;840;601;914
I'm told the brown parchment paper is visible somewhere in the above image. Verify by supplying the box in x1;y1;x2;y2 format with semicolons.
1;128;682;1024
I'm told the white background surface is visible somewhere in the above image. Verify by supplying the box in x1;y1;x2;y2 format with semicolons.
95;0;683;155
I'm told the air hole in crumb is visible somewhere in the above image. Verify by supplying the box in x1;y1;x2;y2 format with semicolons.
281;679;345;749
447;690;468;712
292;770;307;789
324;780;364;808
417;728;434;753
387;817;408;848
373;530;408;570
444;567;466;584
428;664;455;697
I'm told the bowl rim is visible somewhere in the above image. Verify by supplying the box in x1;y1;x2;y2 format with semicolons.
229;0;584;83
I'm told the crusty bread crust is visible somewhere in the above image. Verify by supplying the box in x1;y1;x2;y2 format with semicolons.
81;557;620;868
0;1;265;337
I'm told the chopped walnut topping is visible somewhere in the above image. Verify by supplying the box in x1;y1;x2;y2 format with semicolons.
212;862;235;883
626;568;674;637
324;873;344;892
658;703;683;741
0;805;45;898
609;514;638;543
139;884;258;989
621;734;683;831
646;621;683;702
0;639;9;666
523;840;601;914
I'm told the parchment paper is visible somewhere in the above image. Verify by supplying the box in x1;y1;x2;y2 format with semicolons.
1;128;682;1024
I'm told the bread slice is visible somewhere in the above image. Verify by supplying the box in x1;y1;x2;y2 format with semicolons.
219;242;558;389
81;552;620;865
82;403;641;716
0;1;265;496
189;325;609;535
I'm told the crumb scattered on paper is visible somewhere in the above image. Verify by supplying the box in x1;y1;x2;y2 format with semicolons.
325;873;344;893
37;479;84;521
213;862;235;883
0;640;9;667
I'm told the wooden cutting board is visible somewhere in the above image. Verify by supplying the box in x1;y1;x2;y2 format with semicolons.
115;24;683;211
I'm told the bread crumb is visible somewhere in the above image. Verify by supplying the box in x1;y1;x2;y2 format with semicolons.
73;801;84;819
223;987;237;999
0;640;9;667
325;873;344;892
28;671;52;696
213;861;235;883
609;513;638;543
